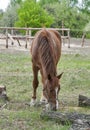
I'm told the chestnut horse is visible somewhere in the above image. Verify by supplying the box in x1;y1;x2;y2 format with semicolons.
30;29;63;111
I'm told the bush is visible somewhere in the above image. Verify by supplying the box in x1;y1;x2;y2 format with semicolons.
15;0;54;28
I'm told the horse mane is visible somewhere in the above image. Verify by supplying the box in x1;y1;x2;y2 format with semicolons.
37;29;56;76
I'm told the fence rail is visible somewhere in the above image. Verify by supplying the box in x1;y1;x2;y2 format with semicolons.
0;27;70;48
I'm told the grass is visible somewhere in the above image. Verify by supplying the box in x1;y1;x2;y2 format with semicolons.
0;51;90;130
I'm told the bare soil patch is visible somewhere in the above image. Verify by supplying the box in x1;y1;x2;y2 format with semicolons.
0;38;90;55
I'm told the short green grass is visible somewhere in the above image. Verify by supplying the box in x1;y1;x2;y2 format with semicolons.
0;51;90;130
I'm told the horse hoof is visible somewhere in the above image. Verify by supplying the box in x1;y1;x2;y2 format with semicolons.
30;98;37;106
40;96;48;105
40;100;48;105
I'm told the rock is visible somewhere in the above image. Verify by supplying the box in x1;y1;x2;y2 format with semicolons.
0;85;9;101
40;111;90;130
79;95;90;107
70;119;90;130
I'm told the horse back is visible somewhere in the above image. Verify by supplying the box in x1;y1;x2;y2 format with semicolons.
31;29;62;66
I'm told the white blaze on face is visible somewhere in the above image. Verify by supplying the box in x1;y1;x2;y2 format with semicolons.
55;88;58;99
55;87;59;109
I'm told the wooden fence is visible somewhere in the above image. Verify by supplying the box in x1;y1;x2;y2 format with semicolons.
0;27;70;48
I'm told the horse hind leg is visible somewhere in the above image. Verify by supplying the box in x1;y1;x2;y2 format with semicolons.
30;65;39;106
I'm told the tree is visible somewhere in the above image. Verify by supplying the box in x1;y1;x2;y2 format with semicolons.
69;0;78;7
43;0;90;30
10;0;22;5
0;9;3;20
0;4;20;27
79;0;90;14
84;22;90;32
15;0;54;28
39;0;59;5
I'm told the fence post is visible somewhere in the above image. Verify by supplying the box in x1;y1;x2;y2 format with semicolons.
61;21;65;45
25;29;29;48
29;29;32;45
68;29;70;48
11;29;14;45
6;29;8;48
29;29;31;37
81;32;86;47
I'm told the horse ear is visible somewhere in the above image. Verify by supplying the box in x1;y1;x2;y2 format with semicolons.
57;72;63;79
48;74;52;81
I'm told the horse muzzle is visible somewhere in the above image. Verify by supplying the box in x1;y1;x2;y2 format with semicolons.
50;103;57;111
45;102;57;111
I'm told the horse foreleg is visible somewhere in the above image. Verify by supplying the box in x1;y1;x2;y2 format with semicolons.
30;65;39;106
40;69;48;104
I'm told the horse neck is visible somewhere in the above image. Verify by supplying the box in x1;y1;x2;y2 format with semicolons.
40;42;57;78
44;61;56;76
38;30;57;78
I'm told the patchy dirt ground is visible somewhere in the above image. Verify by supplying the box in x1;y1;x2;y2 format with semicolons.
0;38;90;55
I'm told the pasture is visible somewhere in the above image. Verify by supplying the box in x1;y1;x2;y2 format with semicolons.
0;46;90;130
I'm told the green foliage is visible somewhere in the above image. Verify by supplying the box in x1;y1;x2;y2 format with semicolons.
84;22;90;38
39;0;59;5
10;0;22;5
79;0;90;14
0;4;20;27
69;0;78;7
43;1;90;30
15;0;54;28
0;0;90;38
84;22;90;32
0;9;3;20
41;0;90;38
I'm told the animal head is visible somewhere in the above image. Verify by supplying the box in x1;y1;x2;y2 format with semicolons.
43;72;63;111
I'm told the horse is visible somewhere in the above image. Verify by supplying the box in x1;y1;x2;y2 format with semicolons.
30;29;63;111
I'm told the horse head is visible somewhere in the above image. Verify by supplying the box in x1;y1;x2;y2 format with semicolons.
43;72;63;111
